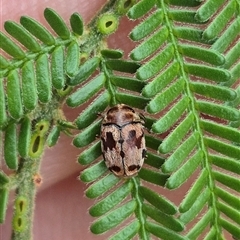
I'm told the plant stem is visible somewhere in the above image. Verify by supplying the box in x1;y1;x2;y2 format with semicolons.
131;177;149;240
11;156;41;240
80;0;119;55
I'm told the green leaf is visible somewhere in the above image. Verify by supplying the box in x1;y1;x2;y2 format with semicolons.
18;118;31;157
169;10;200;24
213;170;240;192
187;209;213;239
68;57;100;86
4;21;41;52
202;1;236;40
111;76;145;93
116;0;136;15
0;188;9;223
75;92;109;129
145;222;187;240
101;49;123;59
180;44;225;65
167;0;201;7
144;117;156;130
4;123;18;170
0;79;7;127
159;113;194;154
190;82;237;101
174;27;213;44
51;46;65;89
222;63;240;88
179;188;210;224
143;204;184;232
90;200;136;234
218;201;240;225
142;62;179;98
215;187;240;210
78;141;102;165
44;8;70;39
67;74;105;107
22;60;38;110
185;64;231;82
0;171;9;187
70;12;84;36
129;9;163;41
152;96;189;133
7;70;23;119
204;227;217;240
166;150;203;189
145;135;162;150
47;126;61;147
229;115;240;130
162;132;199;173
147;78;185;114
227;86;240;109
109;220;140;240
138;168;169;186
127;0;156;19
66;41;80;77
36;54;51;103
212;18;240;53
201;120;240;143
116;92;149;109
137;44;174;80
139;186;177;215
56;120;76;130
179;169;208;213
0;55;9;69
195;0;225;22
73;120;101;147
204;137;240;159
106;59;140;73
224;41;240;69
89;181;132;217
80;160;107;183
85;174;120;199
145;152;165;169
20;16;55;45
130;26;168;61
196;101;240;121
220;217;240;238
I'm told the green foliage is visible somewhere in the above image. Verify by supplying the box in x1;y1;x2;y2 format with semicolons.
0;0;240;239
4;123;18;169
0;188;9;223
18;118;31;157
75;0;239;239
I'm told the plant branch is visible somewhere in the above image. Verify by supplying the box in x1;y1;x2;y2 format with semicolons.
159;0;223;236
80;0;120;55
11;157;41;240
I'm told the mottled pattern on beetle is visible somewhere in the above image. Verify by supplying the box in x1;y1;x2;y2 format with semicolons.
101;104;146;177
102;104;139;125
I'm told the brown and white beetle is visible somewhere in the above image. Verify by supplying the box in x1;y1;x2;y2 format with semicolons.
101;104;146;177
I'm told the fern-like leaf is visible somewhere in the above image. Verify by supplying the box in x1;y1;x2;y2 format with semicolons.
0;8;84;125
73;0;240;231
0;8;85;229
125;0;240;239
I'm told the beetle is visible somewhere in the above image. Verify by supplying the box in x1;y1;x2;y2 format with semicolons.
101;104;146;177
